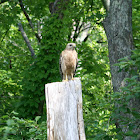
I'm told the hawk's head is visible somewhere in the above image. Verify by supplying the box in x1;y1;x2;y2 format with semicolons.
66;43;76;50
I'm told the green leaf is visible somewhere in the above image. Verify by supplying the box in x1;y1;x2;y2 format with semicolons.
6;119;15;126
35;116;41;122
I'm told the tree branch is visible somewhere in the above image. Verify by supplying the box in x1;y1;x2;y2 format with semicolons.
52;0;59;14
18;22;36;58
37;21;42;44
49;0;70;19
79;25;93;33
83;34;90;42
49;0;59;14
73;19;81;42
18;0;41;43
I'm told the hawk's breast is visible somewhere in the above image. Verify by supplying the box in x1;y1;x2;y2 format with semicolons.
64;51;77;69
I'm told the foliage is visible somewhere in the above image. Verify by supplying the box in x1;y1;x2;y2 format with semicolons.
15;0;105;119
0;70;20;115
0;111;47;140
0;0;140;139
110;49;140;139
16;2;74;118
132;0;140;49
17;16;67;118
78;27;113;139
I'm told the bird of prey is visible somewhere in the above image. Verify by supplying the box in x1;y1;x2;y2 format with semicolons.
59;43;78;81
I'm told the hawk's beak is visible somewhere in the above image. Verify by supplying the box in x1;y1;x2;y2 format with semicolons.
74;46;76;48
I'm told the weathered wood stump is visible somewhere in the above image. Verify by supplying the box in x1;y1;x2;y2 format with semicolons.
45;78;86;140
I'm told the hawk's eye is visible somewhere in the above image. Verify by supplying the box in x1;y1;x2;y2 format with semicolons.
69;44;72;46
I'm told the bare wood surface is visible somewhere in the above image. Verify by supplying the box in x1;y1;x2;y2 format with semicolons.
45;78;86;140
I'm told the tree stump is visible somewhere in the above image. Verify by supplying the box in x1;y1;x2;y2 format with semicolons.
45;78;86;140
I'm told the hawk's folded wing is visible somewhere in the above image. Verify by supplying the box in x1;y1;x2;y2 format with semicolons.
59;53;63;80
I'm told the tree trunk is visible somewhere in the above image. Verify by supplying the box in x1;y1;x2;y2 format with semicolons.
45;78;86;140
103;0;133;93
101;0;110;12
103;0;134;139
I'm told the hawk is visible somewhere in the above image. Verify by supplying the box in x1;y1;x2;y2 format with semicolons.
59;43;78;81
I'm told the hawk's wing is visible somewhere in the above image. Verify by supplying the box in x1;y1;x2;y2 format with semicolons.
74;55;78;77
59;53;63;80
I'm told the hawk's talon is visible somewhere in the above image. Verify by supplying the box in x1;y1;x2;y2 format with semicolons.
62;77;68;82
62;80;68;82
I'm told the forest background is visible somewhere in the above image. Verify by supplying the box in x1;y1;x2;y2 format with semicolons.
0;0;140;139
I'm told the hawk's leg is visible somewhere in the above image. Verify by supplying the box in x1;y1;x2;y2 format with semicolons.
63;73;68;81
71;73;74;80
65;74;68;81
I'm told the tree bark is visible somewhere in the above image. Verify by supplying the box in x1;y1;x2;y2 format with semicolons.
101;0;110;12
103;0;133;94
45;78;86;140
103;0;134;139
